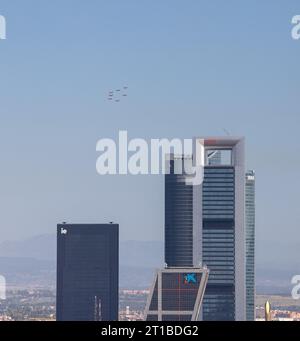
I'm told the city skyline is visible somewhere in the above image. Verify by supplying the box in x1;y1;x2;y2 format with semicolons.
54;137;250;321
0;0;300;329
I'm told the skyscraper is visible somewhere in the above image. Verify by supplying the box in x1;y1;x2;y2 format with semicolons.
56;223;119;321
200;138;245;321
145;267;209;321
245;170;255;321
165;137;246;321
165;155;200;267
150;155;209;322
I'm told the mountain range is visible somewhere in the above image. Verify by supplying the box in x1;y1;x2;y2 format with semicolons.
0;234;298;294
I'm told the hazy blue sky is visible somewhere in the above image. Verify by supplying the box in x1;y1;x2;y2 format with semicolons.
0;0;300;253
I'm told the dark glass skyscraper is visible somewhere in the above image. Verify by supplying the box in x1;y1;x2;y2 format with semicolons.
202;165;236;320
245;171;255;321
56;223;119;321
165;155;199;267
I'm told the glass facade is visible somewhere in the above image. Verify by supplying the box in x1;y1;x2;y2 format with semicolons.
202;166;235;321
207;150;221;165
146;269;208;321
245;171;255;321
165;157;194;267
161;273;202;312
163;138;246;321
56;224;119;321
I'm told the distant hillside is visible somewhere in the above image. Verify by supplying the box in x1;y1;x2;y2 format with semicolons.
0;257;55;289
0;235;163;289
0;234;164;267
0;234;299;293
1;234;300;270
0;234;56;261
120;240;163;267
0;257;156;290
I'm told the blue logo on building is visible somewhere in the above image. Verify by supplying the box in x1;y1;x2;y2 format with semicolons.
184;273;197;284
